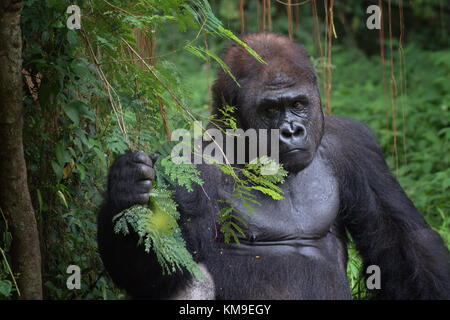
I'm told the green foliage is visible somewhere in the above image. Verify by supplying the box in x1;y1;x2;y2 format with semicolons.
153;142;205;193
19;0;240;299
346;237;369;300
216;204;247;245
18;0;267;299
113;188;203;280
190;0;264;64
217;158;288;244
215;104;238;130
0;209;20;299
12;0;448;300
244;157;288;200
185;44;240;86
159;155;204;192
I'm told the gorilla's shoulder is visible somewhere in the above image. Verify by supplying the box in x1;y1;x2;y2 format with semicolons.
324;115;376;139
319;115;382;161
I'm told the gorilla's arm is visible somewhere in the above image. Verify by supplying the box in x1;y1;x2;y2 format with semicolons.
97;151;195;298
324;115;450;299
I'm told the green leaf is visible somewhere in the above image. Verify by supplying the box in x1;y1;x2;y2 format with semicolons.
0;280;12;297
230;221;245;238
93;147;107;167
252;186;284;200
63;100;82;125
55;142;71;166
57;190;69;209
67;30;77;46
96;35;114;50
51;160;62;181
41;31;49;45
241;198;258;216
55;143;65;166
76;163;86;181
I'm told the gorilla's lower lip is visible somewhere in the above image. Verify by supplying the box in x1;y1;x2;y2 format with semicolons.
283;148;307;154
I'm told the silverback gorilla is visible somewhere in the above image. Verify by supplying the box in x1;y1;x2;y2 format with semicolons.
98;33;450;299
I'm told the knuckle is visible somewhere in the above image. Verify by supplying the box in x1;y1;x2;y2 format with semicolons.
137;179;152;192
133;151;152;166
137;164;155;180
136;193;150;205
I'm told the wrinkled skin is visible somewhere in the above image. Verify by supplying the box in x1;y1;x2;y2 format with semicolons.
98;33;450;299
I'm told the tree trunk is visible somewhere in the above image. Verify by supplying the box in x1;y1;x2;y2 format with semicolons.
0;0;42;299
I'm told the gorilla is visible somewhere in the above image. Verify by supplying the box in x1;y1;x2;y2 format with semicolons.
98;32;450;299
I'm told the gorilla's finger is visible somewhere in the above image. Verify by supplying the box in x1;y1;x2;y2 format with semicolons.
136;193;150;205
132;151;153;166
136;179;152;193
136;164;155;180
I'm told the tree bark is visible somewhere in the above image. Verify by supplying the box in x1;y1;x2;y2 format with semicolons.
0;0;43;299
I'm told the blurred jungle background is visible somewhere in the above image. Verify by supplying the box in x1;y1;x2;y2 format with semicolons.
0;0;448;299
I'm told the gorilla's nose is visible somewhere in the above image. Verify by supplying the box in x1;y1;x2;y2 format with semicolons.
280;122;306;140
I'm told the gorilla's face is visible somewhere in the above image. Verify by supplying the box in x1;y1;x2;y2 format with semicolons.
214;33;324;172
240;72;324;173
213;33;325;173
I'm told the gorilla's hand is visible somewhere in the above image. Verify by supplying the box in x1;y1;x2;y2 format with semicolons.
107;151;156;211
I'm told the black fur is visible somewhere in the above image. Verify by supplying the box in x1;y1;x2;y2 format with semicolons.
97;33;450;299
324;116;450;299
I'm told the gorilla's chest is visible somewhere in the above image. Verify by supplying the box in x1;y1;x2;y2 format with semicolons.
218;156;340;241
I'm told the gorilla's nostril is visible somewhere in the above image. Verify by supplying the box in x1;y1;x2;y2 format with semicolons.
293;125;306;137
281;127;293;138
281;124;306;139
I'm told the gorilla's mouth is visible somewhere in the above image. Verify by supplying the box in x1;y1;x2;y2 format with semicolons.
280;147;312;161
282;148;308;154
279;147;314;172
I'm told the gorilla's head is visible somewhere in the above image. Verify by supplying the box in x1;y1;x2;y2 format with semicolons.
212;33;324;173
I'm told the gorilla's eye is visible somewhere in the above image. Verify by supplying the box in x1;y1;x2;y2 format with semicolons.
293;101;304;109
266;107;278;113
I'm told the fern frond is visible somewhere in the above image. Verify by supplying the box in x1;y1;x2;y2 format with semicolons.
154;149;204;192
113;188;203;280
216;157;287;244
